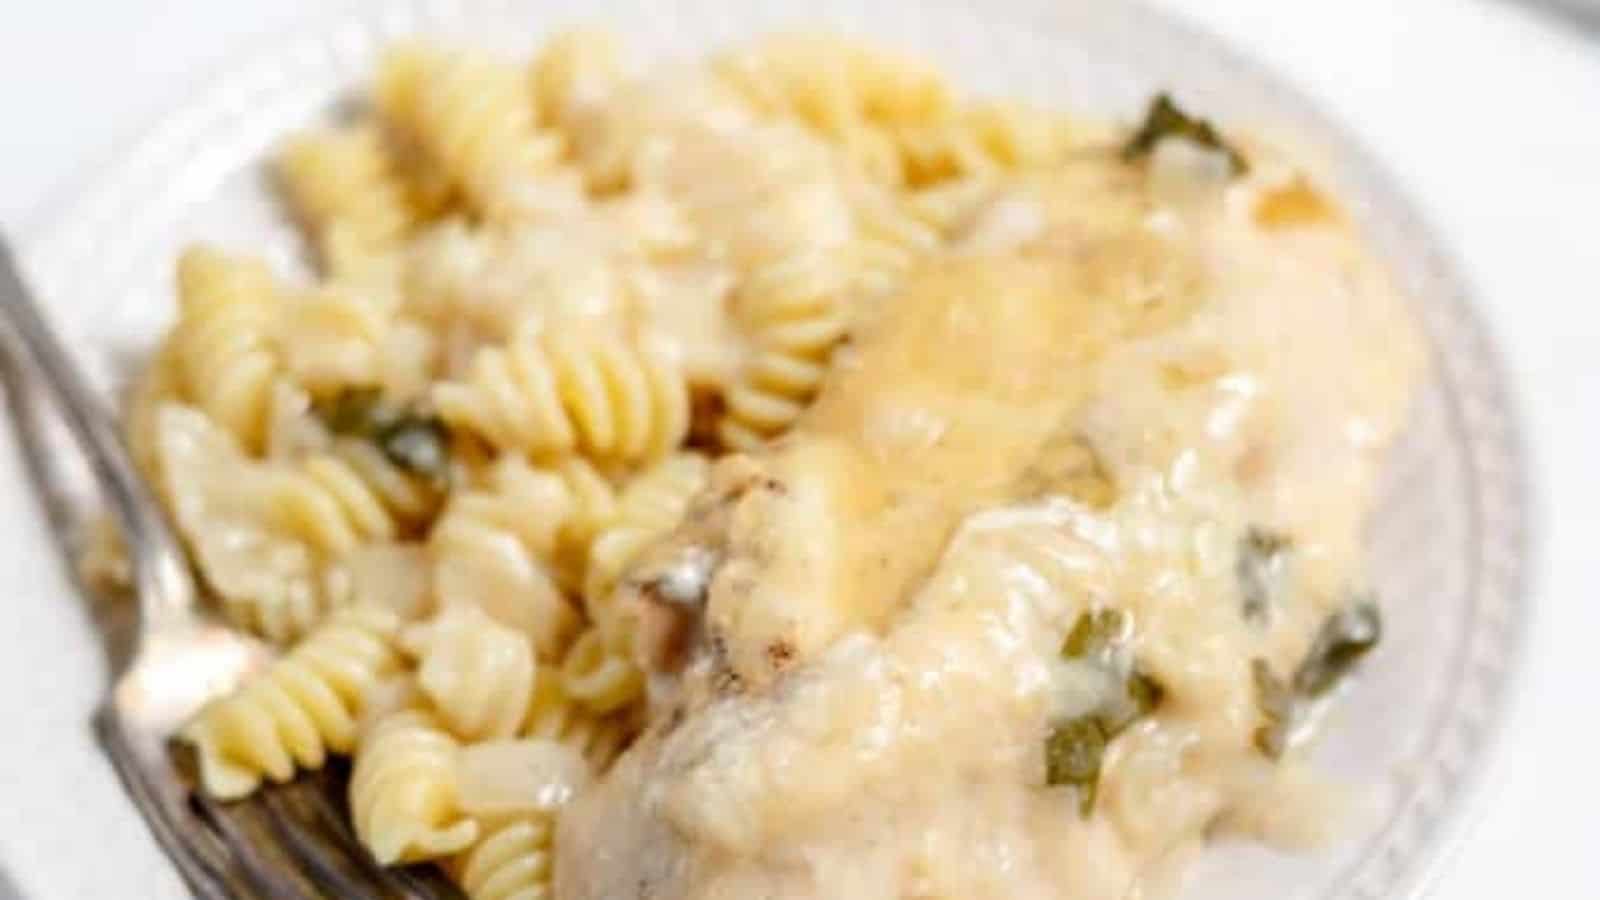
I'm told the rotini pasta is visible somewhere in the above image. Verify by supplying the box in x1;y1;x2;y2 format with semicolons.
712;34;955;188
349;706;480;864
266;452;400;556
276;280;400;395
181;604;403;798
582;451;710;629
377;45;573;221
403;604;536;742
450;814;555;900
520;668;633;775
890;101;1078;188
433;329;689;464
429;456;614;656
155;403;325;642
718;253;854;450
277;124;426;273
168;246;284;452
530;28;625;129
558;626;642;715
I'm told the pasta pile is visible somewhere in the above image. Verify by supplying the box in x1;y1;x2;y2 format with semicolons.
134;30;1091;898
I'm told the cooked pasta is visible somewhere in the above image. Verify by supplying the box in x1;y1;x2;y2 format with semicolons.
349;706;480;864
277;124;425;273
267;452;400;555
168;246;284;452
890;101;1079;188
181;604;403;798
582;451;710;631
131;30;1421;900
433;329;689;463
154;403;324;642
403;604;537;742
451;814;555;900
718;252;854;450
276;281;397;394
519;672;633;776
558;626;642;715
428;456;613;656
377;45;572;221
712;34;954;186
530;28;625;132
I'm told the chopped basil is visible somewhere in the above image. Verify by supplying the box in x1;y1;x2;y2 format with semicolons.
1045;717;1108;816
314;387;453;484
1252;600;1382;759
1123;93;1249;177
1062;608;1128;663
1293;599;1381;698
315;387;388;435
1048;610;1166;815
1237;527;1293;624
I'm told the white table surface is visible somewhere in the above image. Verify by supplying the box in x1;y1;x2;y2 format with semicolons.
0;0;1596;897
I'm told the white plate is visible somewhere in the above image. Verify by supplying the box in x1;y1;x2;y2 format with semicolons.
2;0;1530;897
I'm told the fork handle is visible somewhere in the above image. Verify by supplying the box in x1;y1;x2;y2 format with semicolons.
0;236;198;628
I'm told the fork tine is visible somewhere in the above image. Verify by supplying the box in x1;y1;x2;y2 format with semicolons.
192;791;324;900
258;775;416;899
293;769;462;899
97;709;256;900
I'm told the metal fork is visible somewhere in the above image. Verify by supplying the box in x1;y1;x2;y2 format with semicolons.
0;239;459;900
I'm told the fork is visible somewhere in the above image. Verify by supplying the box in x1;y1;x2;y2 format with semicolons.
0;239;461;900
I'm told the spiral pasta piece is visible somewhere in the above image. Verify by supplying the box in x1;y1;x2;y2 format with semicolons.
181;604;403;799
558;626;643;715
520;672;633;775
530;28;625;125
714;36;951;134
277;279;405;394
277;124;425;273
350;706;480;864
893;101;1080;188
583;452;710;623
404;604;536;742
434;330;689;464
429;457;614;657
267;437;444;563
713;34;953;187
377;45;569;221
905;174;1002;236
169;246;284;452
718;254;854;450
451;814;555;900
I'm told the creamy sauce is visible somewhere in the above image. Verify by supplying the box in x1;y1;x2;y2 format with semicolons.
557;146;1421;899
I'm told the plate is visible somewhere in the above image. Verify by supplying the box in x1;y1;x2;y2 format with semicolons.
3;0;1529;897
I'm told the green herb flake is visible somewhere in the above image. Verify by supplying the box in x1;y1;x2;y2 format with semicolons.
1251;600;1383;760
1047;610;1168;814
1123;93;1250;177
377;416;453;484
1292;600;1382;698
1237;527;1293;624
314;387;388;435
1045;717;1108;816
1062;609;1128;662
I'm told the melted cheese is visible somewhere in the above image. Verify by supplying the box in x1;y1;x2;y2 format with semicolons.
556;149;1421;900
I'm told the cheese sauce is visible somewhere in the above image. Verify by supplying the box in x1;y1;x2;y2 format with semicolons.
556;145;1422;900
